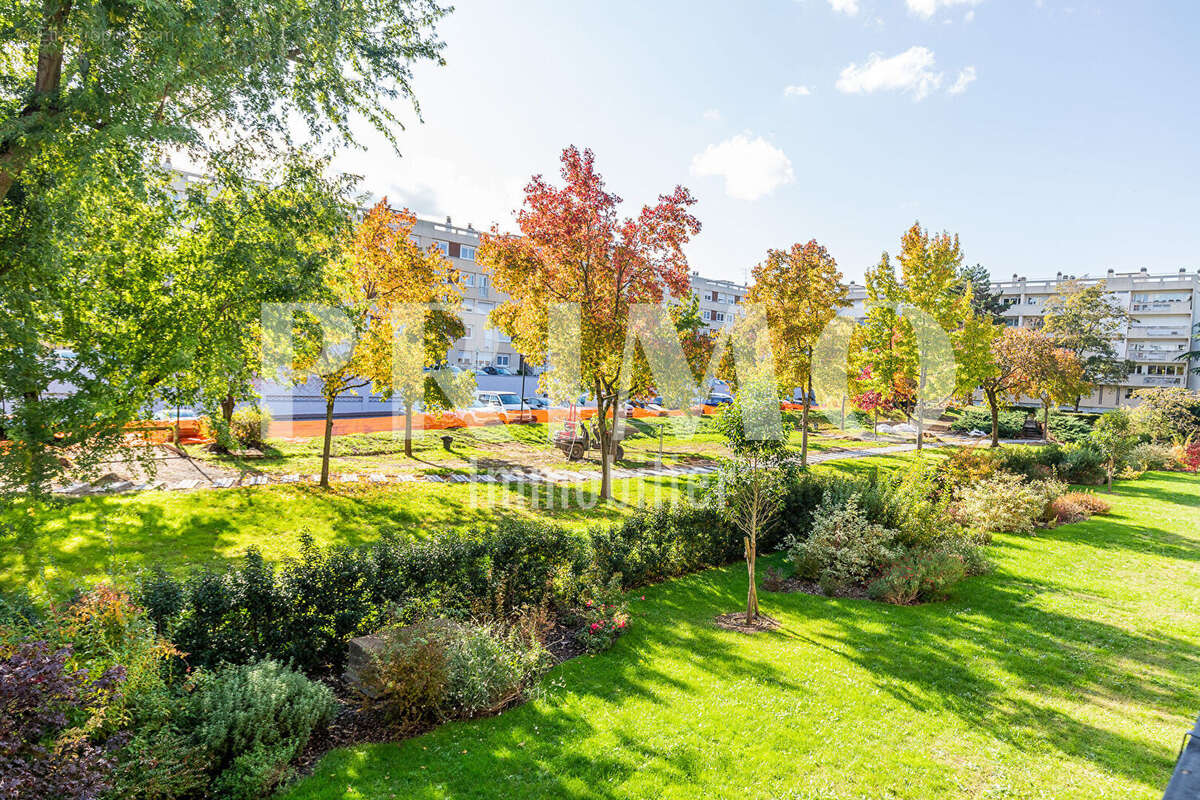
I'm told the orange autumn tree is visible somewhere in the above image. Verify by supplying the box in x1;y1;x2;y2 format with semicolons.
983;327;1067;448
301;200;464;486
479;146;700;500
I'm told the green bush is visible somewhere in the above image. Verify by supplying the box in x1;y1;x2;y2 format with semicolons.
1048;413;1094;443
1127;442;1176;472
951;408;1025;438
359;617;551;726
787;493;900;595
228;406;272;448
188;660;335;800
868;549;967;605
953;472;1065;534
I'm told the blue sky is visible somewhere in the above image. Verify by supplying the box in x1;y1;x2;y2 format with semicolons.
330;0;1200;286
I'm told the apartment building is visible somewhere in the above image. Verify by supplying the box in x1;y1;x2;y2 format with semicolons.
993;268;1200;409
844;269;1200;411
689;272;747;334
409;217;523;371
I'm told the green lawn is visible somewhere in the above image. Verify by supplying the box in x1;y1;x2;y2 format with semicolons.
1;453;938;596
197;415;891;477
279;471;1200;800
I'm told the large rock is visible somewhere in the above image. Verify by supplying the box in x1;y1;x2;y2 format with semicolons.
343;634;385;697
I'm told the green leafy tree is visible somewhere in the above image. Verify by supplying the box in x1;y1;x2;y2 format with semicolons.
714;375;787;625
745;240;850;467
0;0;449;493
956;263;1006;323
1091;409;1136;492
1043;280;1133;409
1128;387;1200;443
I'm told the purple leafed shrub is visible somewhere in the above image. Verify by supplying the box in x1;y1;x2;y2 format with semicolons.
0;640;125;800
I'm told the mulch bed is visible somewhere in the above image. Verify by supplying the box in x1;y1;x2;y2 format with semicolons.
712;612;781;634
774;576;869;600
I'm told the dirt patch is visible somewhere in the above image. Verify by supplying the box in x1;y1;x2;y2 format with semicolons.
712;612;781;634
774;577;869;600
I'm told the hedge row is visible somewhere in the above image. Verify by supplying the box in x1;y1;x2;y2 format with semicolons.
138;468;856;675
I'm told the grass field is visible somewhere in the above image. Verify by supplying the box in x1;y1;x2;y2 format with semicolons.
279;471;1200;800
195;415;893;478
0;452;937;596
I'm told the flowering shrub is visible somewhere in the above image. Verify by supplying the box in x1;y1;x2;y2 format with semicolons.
867;549;967;605
937;446;1005;489
1175;440;1200;472
574;575;630;654
954;472;1065;534
1048;496;1087;525
787;492;900;595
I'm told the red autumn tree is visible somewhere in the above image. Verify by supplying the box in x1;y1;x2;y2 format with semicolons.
479;146;700;499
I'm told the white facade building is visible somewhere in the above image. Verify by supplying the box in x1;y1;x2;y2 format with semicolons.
844;269;1200;411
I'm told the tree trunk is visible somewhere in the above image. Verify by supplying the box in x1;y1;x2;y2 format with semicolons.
404;399;414;457
744;535;758;625
595;378;611;501
1106;461;1114;493
320;396;335;488
220;394;236;427
873;408;878;438
1043;400;1051;442
800;375;811;468
986;388;1001;448
1074;395;1081;413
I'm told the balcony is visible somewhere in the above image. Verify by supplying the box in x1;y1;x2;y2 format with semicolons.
1131;300;1193;314
1126;374;1187;388
1128;326;1192;339
1128;350;1185;362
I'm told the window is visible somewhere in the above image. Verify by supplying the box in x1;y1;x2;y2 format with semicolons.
460;273;475;287
431;239;449;257
702;310;711;321
462;325;474;339
712;311;725;322
495;354;510;366
477;301;494;311
459;245;476;261
461;300;475;313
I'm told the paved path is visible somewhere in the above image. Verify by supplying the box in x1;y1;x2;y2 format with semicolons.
54;438;1043;497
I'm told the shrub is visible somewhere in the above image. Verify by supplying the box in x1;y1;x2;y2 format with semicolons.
360;617;551;725
951;408;1025;438
358;621;449;727
1058;442;1107;485
938;446;1004;488
867;549;967;605
589;503;732;589
188;660;335;800
954;472;1065;534
761;566;786;592
441;621;551;718
228;406;272;448
1062;491;1110;515
1175;440;1200;472
1048;496;1087;525
787;493;899;595
1127;442;1176;472
0;640;124;800
1048;412;1095;443
572;575;631;654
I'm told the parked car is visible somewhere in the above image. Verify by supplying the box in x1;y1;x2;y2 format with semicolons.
478;365;514;376
474;390;534;423
523;396;550;410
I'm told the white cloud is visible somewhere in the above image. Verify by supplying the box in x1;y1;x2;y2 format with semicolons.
836;46;943;100
948;66;977;94
829;0;860;15
964;9;975;22
703;108;721;122
690;133;795;201
783;84;812;97
906;0;983;19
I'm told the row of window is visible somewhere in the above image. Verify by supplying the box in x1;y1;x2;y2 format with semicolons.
702;310;726;323
427;239;477;262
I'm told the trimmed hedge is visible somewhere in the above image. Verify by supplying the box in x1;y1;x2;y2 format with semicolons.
138;470;854;675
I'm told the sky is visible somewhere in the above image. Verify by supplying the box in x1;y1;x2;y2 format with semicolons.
328;0;1200;286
